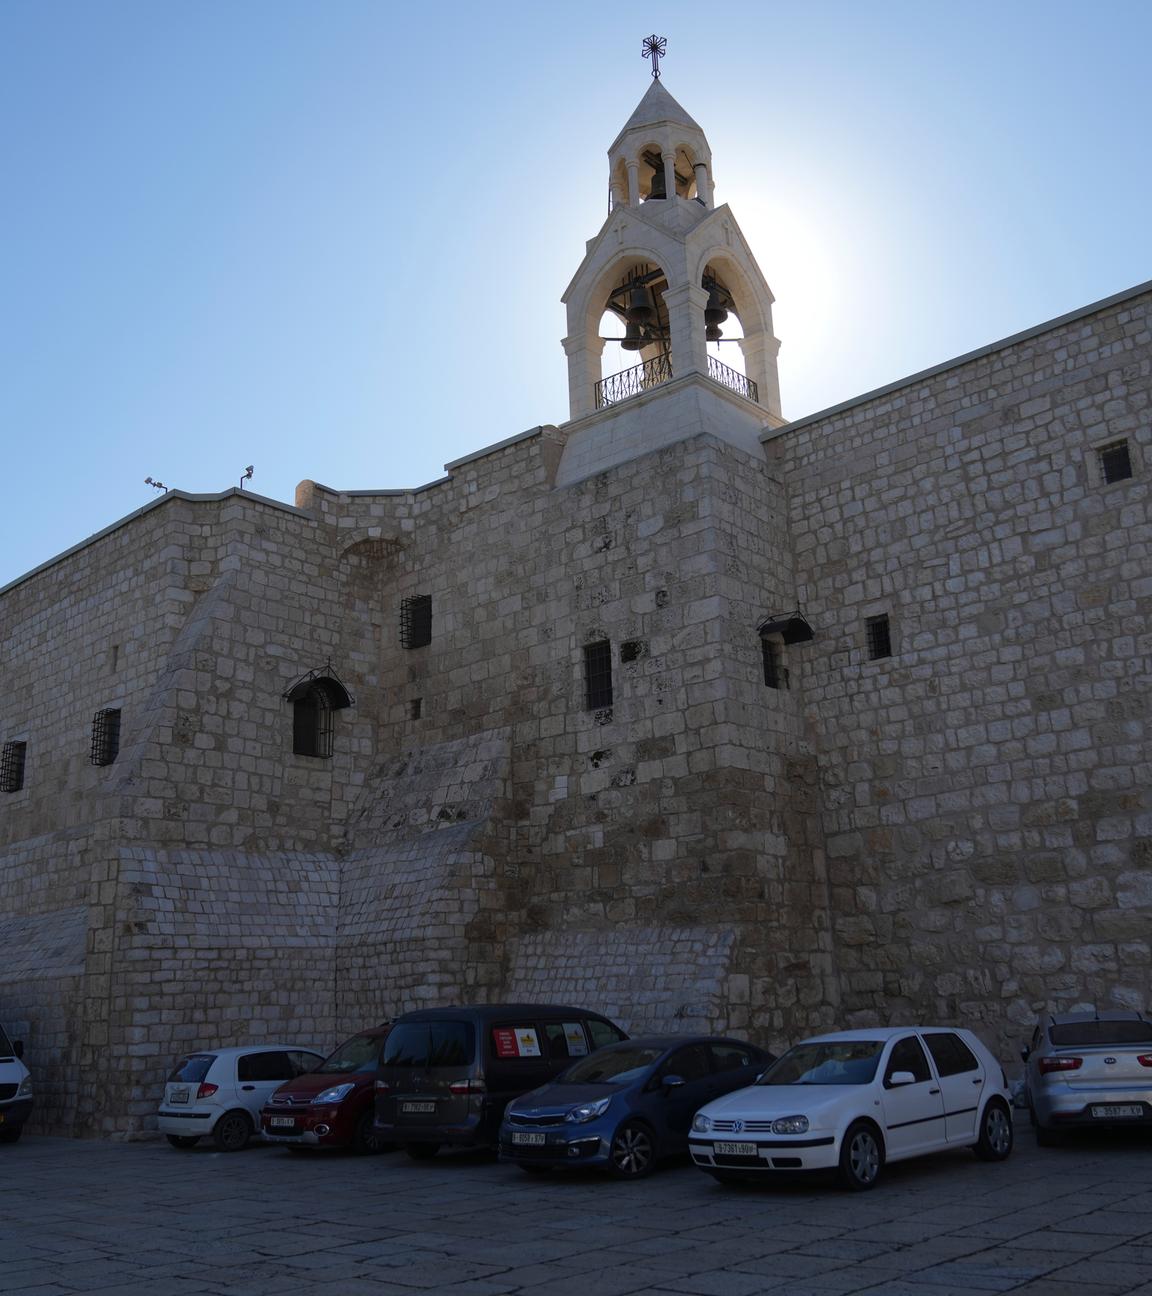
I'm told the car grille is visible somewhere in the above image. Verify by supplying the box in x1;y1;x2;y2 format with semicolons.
712;1119;776;1133
268;1094;311;1107
506;1113;566;1128
0;1084;17;1101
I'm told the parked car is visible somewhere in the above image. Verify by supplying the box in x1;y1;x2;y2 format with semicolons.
499;1035;772;1179
0;1024;33;1144
158;1045;324;1151
1022;1010;1152;1145
374;1003;628;1159
690;1026;1014;1190
261;1023;391;1154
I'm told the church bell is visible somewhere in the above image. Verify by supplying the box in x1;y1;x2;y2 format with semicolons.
705;286;729;342
647;166;667;200
620;322;645;351
625;286;655;325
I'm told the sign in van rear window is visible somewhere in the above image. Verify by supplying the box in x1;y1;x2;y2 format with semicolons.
563;1024;589;1056
493;1027;542;1058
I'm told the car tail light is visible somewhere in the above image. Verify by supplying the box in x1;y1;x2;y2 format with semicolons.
196;1082;218;1098
1137;1055;1152;1068
1039;1056;1082;1074
374;1080;390;1092
448;1079;486;1095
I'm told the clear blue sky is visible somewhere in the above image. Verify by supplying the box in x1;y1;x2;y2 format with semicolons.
3;1;1149;588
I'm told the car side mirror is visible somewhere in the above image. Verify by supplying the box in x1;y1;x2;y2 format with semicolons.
1020;1046;1030;1063
886;1070;916;1087
13;1041;23;1060
661;1073;685;1091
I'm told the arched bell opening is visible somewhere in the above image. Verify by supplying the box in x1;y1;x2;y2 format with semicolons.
700;264;747;378
637;145;699;202
599;260;671;382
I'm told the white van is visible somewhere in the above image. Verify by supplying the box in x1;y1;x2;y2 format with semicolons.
0;1024;33;1143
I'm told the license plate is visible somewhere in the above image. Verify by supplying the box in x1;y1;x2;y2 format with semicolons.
270;1116;296;1128
715;1141;757;1156
512;1132;546;1146
1091;1104;1144;1119
169;1090;189;1104
402;1101;436;1114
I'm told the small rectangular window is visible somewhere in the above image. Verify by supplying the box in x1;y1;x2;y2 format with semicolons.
409;698;423;720
866;615;892;661
1098;440;1133;484
400;595;432;649
762;639;788;689
0;741;27;793
584;640;613;710
90;708;121;766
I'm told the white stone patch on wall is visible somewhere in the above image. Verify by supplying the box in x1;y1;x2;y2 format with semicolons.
0;906;87;981
503;927;736;1034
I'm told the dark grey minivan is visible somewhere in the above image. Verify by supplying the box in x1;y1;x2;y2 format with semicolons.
373;1004;628;1159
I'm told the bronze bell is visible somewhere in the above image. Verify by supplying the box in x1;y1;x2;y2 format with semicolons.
705;288;729;327
620;322;644;351
647;166;667;200
706;323;723;342
625;286;654;325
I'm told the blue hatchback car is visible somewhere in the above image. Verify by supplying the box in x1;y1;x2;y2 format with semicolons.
498;1035;772;1178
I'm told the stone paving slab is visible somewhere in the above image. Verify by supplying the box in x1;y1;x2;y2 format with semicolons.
5;1125;1152;1294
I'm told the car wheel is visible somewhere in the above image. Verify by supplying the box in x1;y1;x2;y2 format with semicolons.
405;1142;440;1160
212;1110;253;1152
165;1135;200;1150
837;1121;883;1191
973;1099;1014;1161
0;1126;23;1144
608;1121;656;1179
352;1112;389;1156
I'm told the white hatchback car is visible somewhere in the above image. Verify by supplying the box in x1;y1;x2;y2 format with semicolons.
158;1045;323;1151
690;1027;1013;1190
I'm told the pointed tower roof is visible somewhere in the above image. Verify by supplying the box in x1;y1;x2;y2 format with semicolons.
610;80;703;152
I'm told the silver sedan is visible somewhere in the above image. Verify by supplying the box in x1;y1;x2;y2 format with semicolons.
1022;1010;1152;1145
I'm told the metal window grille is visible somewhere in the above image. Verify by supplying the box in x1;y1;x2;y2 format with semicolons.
400;595;432;649
0;741;26;793
866;615;892;661
293;686;333;758
762;639;789;689
1098;440;1133;484
90;708;121;766
584;640;613;710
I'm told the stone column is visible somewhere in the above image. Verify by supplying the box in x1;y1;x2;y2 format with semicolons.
738;331;783;417
626;160;640;206
562;333;605;420
693;162;712;207
660;282;711;382
662;150;677;202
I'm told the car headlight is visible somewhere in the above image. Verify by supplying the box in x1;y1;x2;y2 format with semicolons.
312;1083;355;1105
17;1077;32;1098
772;1115;809;1135
565;1097;611;1123
692;1113;712;1133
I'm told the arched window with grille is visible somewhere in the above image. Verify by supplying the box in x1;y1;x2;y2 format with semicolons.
284;673;353;759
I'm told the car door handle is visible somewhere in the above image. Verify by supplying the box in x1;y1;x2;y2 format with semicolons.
929;1088;940;1095
241;1085;256;1091
972;1077;983;1085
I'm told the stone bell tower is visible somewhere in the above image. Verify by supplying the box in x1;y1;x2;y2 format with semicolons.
556;62;784;485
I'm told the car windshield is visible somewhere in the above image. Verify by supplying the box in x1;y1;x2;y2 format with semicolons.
1050;1021;1152;1047
314;1034;385;1075
560;1047;664;1086
759;1041;884;1086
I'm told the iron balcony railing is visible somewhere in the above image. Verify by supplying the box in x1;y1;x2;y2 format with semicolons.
594;353;673;409
707;354;759;404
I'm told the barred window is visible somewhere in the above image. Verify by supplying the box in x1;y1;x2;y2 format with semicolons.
91;709;121;766
1098;440;1133;485
293;686;334;758
584;640;613;710
399;595;432;649
866;615;892;661
762;639;789;689
0;741;26;793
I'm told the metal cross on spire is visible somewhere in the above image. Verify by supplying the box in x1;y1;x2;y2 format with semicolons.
642;34;667;79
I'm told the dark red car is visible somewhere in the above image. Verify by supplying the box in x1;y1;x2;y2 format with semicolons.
260;1022;391;1154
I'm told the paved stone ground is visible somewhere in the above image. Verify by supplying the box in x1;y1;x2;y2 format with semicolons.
6;1121;1152;1296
